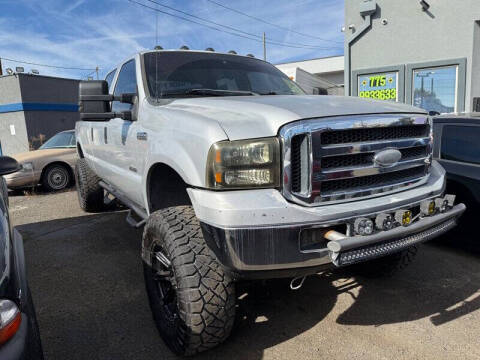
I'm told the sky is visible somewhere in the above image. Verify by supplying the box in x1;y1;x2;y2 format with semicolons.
0;0;344;79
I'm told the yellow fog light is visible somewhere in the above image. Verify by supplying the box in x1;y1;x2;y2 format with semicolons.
420;200;436;216
395;210;412;226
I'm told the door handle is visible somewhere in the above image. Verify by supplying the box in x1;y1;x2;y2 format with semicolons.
137;132;147;141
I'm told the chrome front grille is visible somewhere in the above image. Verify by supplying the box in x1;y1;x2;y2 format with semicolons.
281;115;433;206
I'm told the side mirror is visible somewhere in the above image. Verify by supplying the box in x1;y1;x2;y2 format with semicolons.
0;156;22;176
428;110;441;116
78;80;136;121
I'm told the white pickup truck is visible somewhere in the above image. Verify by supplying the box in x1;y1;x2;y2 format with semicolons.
75;50;465;355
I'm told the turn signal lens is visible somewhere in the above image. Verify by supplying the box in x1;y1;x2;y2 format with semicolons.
420;200;436;216
0;300;21;345
395;210;412;226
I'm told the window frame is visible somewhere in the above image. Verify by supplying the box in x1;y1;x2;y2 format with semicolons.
406;58;466;113
351;65;405;102
105;69;117;92
112;59;137;112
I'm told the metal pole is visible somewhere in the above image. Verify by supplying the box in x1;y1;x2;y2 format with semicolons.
96;66;99;80
420;76;424;108
263;32;266;61
0;58;2;76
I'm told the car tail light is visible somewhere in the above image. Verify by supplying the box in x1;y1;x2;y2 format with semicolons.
0;300;21;346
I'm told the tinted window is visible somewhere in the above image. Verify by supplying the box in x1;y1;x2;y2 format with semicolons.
105;69;116;90
413;66;457;113
40;132;75;149
112;60;137;112
441;125;480;165
144;52;304;98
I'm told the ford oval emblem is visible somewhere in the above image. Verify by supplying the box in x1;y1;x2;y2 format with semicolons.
374;149;402;168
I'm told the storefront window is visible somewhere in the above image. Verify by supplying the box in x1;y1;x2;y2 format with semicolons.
358;71;398;101
412;66;457;113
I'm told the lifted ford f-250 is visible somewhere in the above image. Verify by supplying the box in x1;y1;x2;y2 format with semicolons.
75;50;465;355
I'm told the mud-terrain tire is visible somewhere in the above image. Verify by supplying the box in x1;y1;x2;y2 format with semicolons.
143;206;235;356
350;246;418;278
75;158;104;212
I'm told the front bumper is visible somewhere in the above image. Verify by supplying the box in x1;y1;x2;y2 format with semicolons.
4;172;39;189
189;161;464;279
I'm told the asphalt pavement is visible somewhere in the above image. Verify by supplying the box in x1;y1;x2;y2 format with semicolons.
9;189;480;360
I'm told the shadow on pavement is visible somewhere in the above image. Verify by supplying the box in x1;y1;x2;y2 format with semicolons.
17;211;480;360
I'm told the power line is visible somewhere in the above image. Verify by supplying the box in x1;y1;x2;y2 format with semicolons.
0;56;98;71
128;0;340;50
143;0;338;50
206;0;342;44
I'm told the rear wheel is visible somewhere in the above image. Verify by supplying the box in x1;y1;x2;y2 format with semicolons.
75;158;104;212
143;206;236;356
349;246;418;278
42;164;70;192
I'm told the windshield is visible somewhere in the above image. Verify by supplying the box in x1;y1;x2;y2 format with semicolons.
143;51;305;98
40;131;75;149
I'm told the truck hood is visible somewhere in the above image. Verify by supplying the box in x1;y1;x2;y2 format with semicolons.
162;95;427;140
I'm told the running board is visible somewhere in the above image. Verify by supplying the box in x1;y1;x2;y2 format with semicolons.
99;181;148;225
126;210;147;228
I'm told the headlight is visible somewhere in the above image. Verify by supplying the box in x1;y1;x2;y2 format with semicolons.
206;137;280;189
21;162;33;171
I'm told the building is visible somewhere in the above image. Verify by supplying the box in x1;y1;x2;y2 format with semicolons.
276;55;345;95
344;0;480;113
0;73;79;155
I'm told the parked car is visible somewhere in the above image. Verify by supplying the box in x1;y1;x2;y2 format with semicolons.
76;50;464;355
5;130;77;192
0;156;43;359
433;113;480;240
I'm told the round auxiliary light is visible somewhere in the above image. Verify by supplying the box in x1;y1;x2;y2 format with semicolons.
420;200;436;216
434;197;449;213
395;210;412;226
205;47;215;52
375;213;395;231
246;53;255;57
228;50;237;54
354;218;374;236
180;45;189;50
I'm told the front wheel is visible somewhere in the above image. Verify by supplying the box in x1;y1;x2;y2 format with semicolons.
143;206;236;356
42;164;71;192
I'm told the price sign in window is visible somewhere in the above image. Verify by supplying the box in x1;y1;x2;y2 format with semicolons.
358;72;398;101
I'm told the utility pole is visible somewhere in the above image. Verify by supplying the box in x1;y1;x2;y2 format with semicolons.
0;58;2;76
95;66;99;80
263;32;266;61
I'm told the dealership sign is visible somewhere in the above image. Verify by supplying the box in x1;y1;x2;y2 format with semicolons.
358;72;398;101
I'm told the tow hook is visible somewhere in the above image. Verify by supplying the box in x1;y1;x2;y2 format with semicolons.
290;276;306;290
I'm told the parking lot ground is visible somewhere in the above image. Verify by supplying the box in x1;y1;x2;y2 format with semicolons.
9;190;480;360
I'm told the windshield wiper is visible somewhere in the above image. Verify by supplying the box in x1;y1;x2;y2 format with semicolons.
160;88;259;97
259;91;278;95
186;88;260;96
